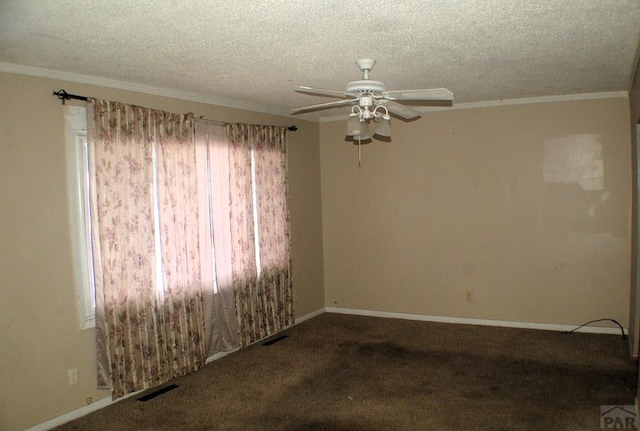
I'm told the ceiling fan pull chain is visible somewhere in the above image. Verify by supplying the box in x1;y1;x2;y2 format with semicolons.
358;137;362;167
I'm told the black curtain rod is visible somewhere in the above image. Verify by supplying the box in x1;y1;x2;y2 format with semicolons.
198;115;297;132
52;89;87;104
52;89;298;132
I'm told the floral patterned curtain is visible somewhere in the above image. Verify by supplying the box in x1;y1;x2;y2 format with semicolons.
87;99;206;399
227;123;294;346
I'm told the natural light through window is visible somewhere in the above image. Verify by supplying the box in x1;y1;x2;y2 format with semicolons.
250;149;261;278
205;140;220;294
65;106;96;329
151;144;166;302
67;108;270;329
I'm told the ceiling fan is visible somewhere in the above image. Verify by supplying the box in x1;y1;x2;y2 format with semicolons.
290;58;454;125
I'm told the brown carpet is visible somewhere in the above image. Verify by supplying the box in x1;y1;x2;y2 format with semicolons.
54;313;637;431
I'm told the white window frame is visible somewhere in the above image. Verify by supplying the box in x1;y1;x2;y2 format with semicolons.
65;106;95;330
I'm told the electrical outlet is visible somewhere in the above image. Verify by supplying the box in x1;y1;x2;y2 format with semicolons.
68;368;78;385
464;291;474;303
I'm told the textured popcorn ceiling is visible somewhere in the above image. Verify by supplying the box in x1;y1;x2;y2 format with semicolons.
0;1;639;120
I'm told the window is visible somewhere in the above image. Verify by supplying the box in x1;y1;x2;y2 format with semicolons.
65;106;96;329
250;149;262;278
65;108;232;329
66;107;292;340
65;106;181;327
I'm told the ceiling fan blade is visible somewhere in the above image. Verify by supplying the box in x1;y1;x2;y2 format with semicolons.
295;85;354;99
382;88;454;101
291;98;358;114
379;101;421;120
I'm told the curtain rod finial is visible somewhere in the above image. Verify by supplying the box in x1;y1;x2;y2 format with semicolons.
53;89;68;104
287;125;297;132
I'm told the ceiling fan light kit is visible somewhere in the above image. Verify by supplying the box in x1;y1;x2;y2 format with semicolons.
291;58;453;163
345;104;391;139
374;115;391;138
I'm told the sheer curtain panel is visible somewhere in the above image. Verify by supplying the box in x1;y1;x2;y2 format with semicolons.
194;120;240;356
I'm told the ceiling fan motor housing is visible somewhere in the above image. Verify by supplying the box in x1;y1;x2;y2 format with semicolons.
346;80;386;96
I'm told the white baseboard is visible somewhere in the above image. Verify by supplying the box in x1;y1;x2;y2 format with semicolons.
24;389;142;431
27;309;324;430
324;307;627;336
295;308;325;325
27;346;247;431
27;306;625;430
205;347;240;364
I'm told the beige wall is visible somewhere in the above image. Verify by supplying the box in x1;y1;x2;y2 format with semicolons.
1;68;633;431
320;98;632;327
627;45;640;356
626;44;640;406
0;71;324;431
629;44;640;124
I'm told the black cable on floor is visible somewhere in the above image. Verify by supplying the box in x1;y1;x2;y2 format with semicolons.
562;318;626;339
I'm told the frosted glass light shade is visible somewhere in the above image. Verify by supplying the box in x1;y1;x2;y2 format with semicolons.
374;117;391;137
353;133;372;141
345;115;363;136
353;120;375;141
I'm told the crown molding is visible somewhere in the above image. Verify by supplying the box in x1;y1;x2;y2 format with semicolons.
1;62;627;124
317;91;629;122
0;61;303;120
